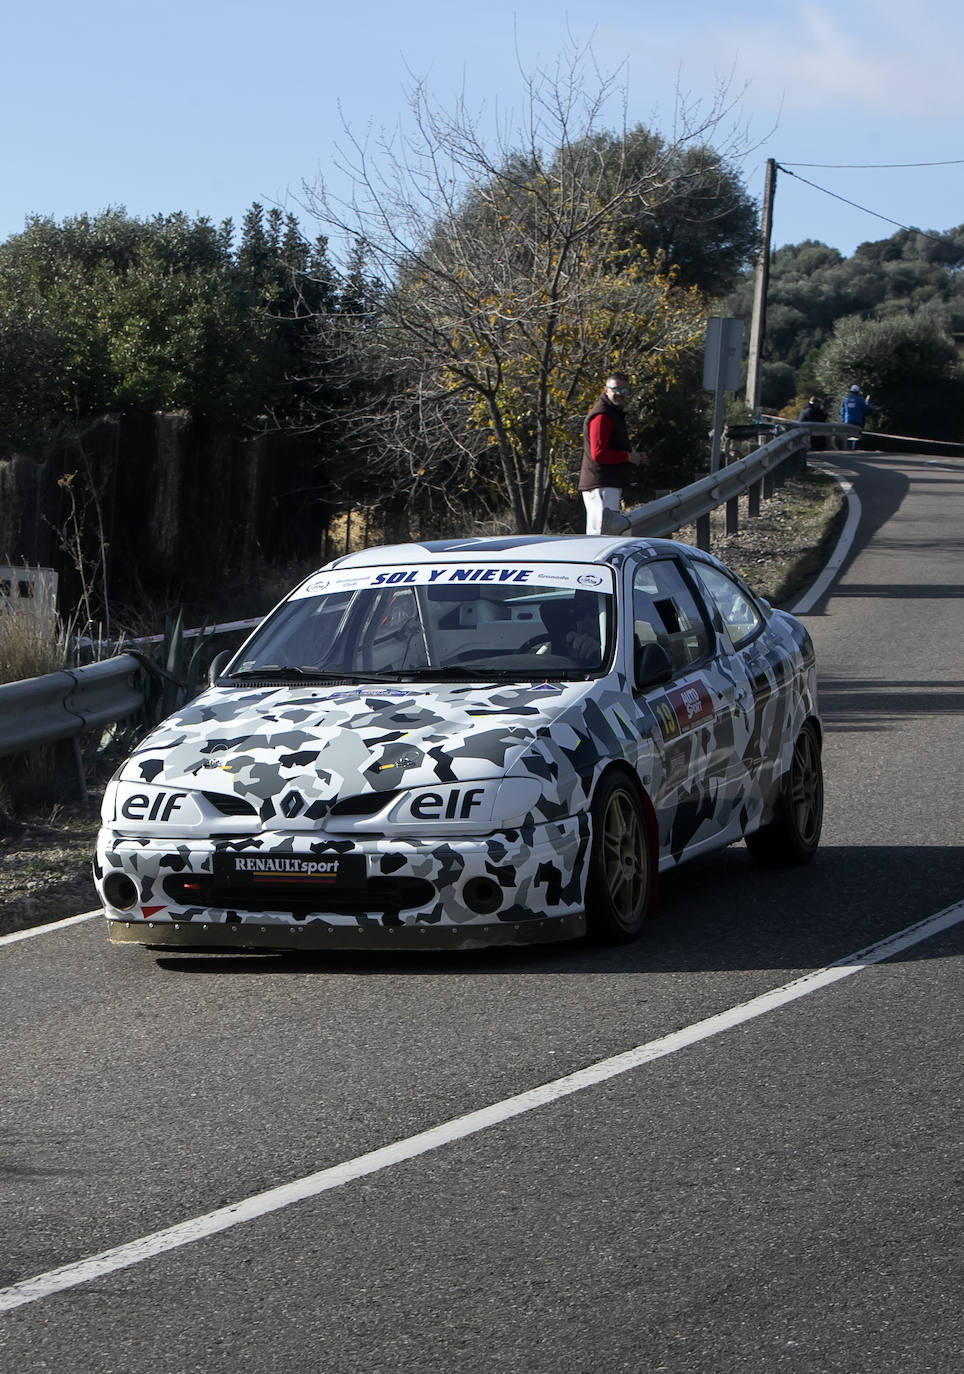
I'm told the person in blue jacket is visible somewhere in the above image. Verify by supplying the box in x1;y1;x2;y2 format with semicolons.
840;385;871;449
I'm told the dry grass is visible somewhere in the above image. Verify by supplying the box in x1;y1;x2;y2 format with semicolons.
676;470;845;606
0;792;104;937
0;608;68;684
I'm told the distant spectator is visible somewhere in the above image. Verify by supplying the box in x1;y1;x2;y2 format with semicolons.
840;385;872;450
798;395;827;451
579;372;647;535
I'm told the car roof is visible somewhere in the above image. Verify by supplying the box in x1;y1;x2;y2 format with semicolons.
328;534;687;569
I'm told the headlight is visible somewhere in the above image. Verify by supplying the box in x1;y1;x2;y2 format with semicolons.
101;779;119;824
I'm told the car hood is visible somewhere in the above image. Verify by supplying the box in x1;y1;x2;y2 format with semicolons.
116;677;606;819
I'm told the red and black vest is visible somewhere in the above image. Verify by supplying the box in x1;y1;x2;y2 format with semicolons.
579;396;633;491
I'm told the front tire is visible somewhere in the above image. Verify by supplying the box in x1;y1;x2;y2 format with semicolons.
746;721;823;867
585;773;653;943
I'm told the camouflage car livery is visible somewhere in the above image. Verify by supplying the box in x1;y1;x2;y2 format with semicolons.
96;535;821;951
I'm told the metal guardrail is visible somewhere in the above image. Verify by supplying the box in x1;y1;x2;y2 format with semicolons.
783;421;858;442
0;654;146;796
0;653;145;757
602;420;852;538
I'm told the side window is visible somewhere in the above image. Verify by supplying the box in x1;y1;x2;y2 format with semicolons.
632;560;711;675
692;563;764;649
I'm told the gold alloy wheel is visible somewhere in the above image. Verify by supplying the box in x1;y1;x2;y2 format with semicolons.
746;719;824;867
598;781;649;930
788;723;824;849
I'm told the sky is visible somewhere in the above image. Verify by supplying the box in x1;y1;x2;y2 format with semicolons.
3;0;963;263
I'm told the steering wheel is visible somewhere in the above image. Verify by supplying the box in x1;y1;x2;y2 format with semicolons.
518;634;552;654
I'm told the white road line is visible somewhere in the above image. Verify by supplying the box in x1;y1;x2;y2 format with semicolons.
0;910;101;947
2;897;962;1315
791;473;860;615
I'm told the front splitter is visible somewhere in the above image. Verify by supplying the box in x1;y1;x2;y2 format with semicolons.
107;911;586;952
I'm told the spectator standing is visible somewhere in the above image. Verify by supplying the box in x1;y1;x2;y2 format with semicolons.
798;395;828;451
840;384;872;450
579;372;647;535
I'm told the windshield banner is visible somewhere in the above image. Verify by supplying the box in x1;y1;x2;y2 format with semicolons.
291;563;615;599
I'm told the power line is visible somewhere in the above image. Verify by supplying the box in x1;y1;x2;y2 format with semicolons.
779;159;964;170
774;164;954;243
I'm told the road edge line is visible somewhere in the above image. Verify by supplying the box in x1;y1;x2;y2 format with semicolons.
0;909;101;947
791;470;860;615
2;896;962;1315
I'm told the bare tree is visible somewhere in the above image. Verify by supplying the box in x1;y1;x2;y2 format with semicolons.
304;41;748;533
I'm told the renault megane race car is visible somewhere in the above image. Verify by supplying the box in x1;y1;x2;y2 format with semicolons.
96;535;823;951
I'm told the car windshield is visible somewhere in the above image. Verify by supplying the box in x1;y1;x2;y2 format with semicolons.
227;562;616;680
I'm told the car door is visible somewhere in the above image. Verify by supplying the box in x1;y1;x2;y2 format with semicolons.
627;556;743;863
686;558;790;820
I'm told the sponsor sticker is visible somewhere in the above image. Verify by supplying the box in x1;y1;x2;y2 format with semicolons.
327;687;413;704
212;854;366;887
115;785;205;827
289;563;615;599
654;680;714;739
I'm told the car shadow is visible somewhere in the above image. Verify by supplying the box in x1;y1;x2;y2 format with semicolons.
151;842;962;979
818;675;964;733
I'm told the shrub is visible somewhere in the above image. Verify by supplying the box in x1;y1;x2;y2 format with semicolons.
815;314;964;439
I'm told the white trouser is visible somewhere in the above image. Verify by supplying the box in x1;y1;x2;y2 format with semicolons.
582;487;621;535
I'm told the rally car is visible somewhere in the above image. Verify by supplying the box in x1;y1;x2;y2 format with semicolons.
96;535;823;951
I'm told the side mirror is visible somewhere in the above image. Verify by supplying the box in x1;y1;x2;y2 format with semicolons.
634;641;673;691
208;649;234;685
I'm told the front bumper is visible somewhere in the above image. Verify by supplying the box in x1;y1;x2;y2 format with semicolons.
106;909;585;951
96;815;590;951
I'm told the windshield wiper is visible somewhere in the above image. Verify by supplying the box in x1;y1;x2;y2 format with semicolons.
367;666;579;681
224;665;589;685
225;665;355;681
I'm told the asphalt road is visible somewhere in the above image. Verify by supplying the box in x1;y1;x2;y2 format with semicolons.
1;452;962;1374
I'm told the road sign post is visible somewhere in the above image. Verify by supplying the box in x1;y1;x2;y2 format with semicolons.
700;317;744;549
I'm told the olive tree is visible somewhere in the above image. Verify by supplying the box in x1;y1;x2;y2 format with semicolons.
304;45;750;533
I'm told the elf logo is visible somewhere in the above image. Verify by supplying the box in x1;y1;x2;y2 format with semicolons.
120;790;189;823
409;787;485;821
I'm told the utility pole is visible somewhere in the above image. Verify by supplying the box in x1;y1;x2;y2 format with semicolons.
745;158;777;418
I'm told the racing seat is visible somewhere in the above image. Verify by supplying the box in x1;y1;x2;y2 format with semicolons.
456;598;507;627
538;592;600;665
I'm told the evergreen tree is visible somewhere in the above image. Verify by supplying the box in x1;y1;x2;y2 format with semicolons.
0;206;343;450
723;225;964;414
815;313;964;439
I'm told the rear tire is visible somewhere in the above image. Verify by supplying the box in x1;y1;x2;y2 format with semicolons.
746;721;823;867
585;773;653;944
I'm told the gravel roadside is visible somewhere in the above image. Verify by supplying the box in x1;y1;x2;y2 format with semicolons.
0;468;845;939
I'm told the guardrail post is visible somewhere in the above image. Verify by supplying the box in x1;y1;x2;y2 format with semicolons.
748;480;761;518
696;513;710;551
70;738;87;802
725;494;739;535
